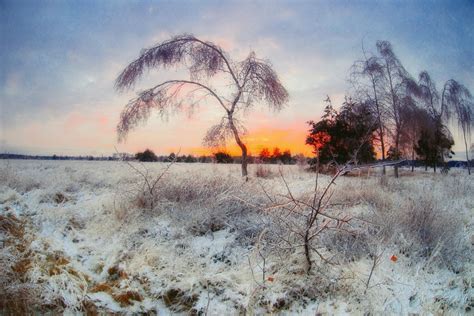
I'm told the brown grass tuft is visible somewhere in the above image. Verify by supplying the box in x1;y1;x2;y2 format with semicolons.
12;258;32;275
90;283;114;295
112;291;143;307
107;265;128;280
162;288;198;312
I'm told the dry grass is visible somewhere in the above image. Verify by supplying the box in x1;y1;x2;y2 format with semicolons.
0;161;472;314
255;164;275;178
113;291;143;307
0;214;41;314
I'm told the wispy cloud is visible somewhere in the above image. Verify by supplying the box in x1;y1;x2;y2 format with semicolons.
1;0;472;156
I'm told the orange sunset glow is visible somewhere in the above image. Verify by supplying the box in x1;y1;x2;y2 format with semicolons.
182;126;314;157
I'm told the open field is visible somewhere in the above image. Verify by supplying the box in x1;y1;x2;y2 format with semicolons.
1;160;473;315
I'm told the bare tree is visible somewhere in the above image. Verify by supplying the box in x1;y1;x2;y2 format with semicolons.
442;80;473;174
418;71;444;119
350;45;388;174
418;73;473;174
351;41;420;177
255;164;352;273
114;34;289;178
376;41;419;177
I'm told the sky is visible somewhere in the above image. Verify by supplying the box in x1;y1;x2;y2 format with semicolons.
1;0;473;157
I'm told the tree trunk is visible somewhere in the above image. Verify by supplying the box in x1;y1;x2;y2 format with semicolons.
385;60;400;179
304;230;312;273
371;79;386;176
411;147;415;172
229;116;248;178
463;129;471;175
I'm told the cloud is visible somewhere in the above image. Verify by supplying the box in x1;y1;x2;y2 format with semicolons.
1;0;472;156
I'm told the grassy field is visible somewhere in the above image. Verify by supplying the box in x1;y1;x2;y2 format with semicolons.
1;160;473;315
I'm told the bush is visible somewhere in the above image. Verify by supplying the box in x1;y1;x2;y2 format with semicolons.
359;180;468;270
214;152;233;164
135;149;158;162
255;164;274;178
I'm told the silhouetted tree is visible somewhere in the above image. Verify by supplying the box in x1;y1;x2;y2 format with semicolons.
280;150;293;164
135;149;158;162
184;155;197;163
115;34;288;178
214;151;233;164
307;97;377;165
167;152;176;162
415;118;454;172
259;147;271;163
271;147;281;162
198;155;211;163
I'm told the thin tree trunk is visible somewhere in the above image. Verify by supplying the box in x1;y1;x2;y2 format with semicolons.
371;78;386;175
463;128;471;175
385;60;400;178
229;116;248;178
304;230;312;273
381;144;386;175
411;147;415;172
394;134;400;178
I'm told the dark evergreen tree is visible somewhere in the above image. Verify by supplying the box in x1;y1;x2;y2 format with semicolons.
135;149;158;162
214;152;233;163
415;118;454;172
306;97;377;165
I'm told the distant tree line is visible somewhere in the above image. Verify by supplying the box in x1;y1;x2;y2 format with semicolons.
306;40;473;176
133;148;306;165
0;153;118;161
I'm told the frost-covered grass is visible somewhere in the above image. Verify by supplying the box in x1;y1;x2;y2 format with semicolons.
0;160;473;314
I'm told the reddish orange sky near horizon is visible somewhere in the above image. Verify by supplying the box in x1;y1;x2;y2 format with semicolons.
167;127;315;157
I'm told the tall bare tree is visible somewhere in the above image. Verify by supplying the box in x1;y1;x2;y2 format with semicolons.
115;34;289;177
418;71;444;119
418;72;473;174
350;46;387;174
442;80;473;174
376;40;419;177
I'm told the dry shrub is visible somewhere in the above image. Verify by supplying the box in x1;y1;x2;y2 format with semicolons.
255;164;275;178
398;195;466;266
0;214;41;314
321;223;373;263
165;178;261;239
0;164;40;193
162;288;198;313
39;192;71;204
322;174;470;270
294;154;309;172
120;167;264;240
362;183;469;270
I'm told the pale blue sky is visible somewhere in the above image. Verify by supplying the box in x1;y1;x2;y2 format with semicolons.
1;0;473;156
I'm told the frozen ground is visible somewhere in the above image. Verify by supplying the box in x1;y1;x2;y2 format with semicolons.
0;160;473;315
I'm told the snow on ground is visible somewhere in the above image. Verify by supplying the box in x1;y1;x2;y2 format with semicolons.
0;160;473;314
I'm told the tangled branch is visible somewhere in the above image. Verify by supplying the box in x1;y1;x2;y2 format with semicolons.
239;53;289;111
115;34;235;91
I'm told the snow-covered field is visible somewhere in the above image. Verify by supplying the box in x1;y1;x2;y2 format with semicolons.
1;160;473;315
